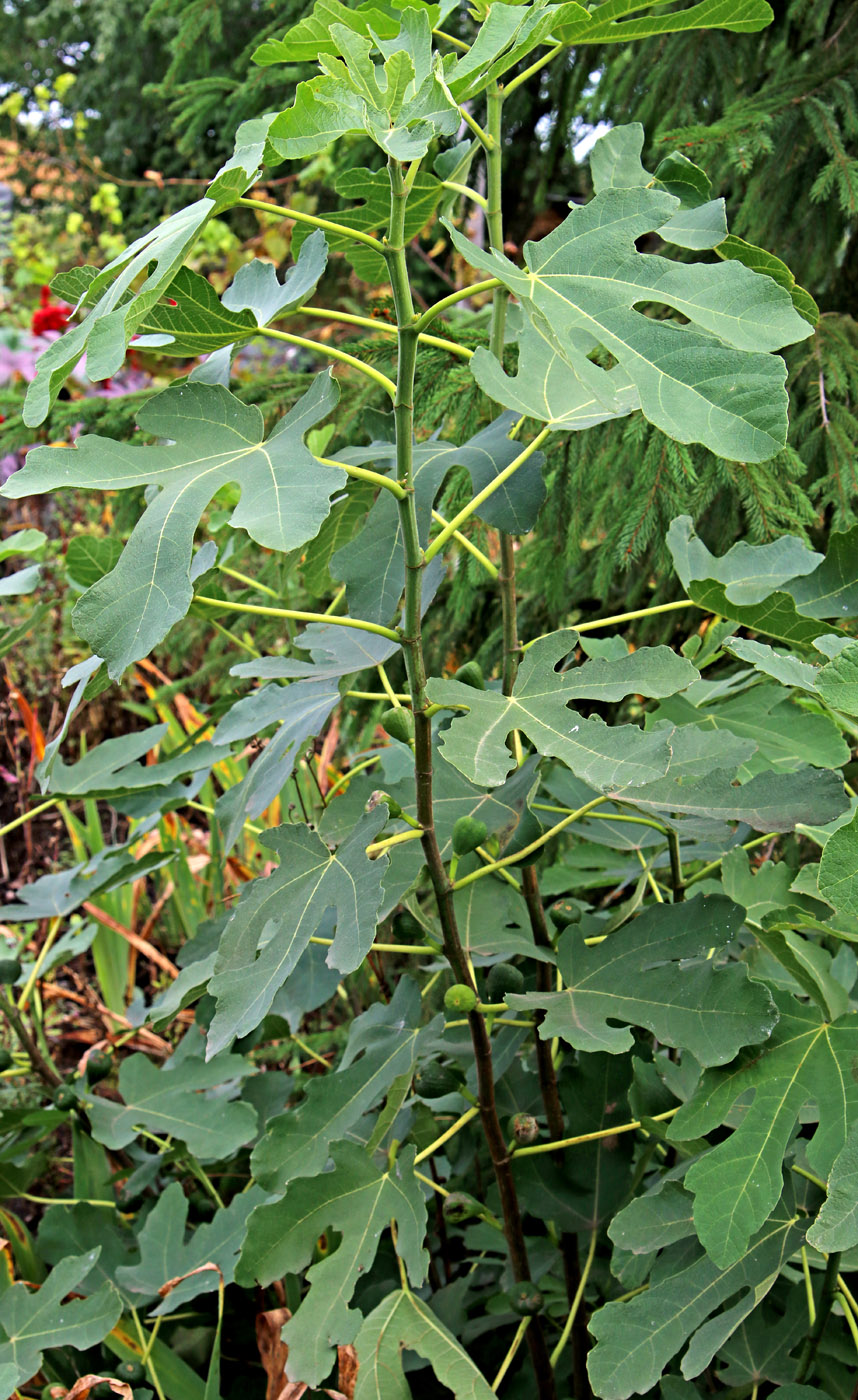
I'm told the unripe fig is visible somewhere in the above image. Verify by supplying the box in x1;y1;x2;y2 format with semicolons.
453;661;485;689
511;1113;540;1145
0;1049;12;1072
0;958;21;985
414;1063;464;1099
548;899;582;930
380;707;414;744
442;1191;483;1223
115;1362;146;1386
509;1283;545;1315
85;1048;114;1083
485;963;524;1001
452;816;487;857
370;790;403;819
444;983;477;1014
53;1085;77;1111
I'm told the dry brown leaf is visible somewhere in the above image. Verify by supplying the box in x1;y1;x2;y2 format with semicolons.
255;1308;352;1400
257;1307;292;1400
335;1344;358;1399
64;1375;133;1400
159;1261;223;1298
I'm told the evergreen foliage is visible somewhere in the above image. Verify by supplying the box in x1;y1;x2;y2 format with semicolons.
509;0;858;618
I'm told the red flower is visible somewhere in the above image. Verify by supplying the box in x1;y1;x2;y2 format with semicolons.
31;285;72;337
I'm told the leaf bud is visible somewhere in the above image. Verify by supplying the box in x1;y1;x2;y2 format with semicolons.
368;790;403;818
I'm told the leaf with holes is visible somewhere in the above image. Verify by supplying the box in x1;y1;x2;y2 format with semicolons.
470;320;639;431
426;632;694;790
449;123;810;462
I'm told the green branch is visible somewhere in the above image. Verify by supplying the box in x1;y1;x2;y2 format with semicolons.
425;428;550;564
414;279;503;332
258;326;396;399
452;795;610;890
297;305;473;360
317;454;406;498
513;1107;679;1158
413;1105;479;1164
193;595;400;642
237;196;383;251
504;42;564;97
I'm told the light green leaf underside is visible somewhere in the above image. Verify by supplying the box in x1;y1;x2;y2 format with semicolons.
816;641;858;717
806;1118;858;1252
451;123;809;462
5;376;341;677
207;808;390;1057
268;11;459;163
471;321;639;431
818;808;858;915
555;0;773;45
353;1287;496;1400
23;118;270;426
724;638;820;691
